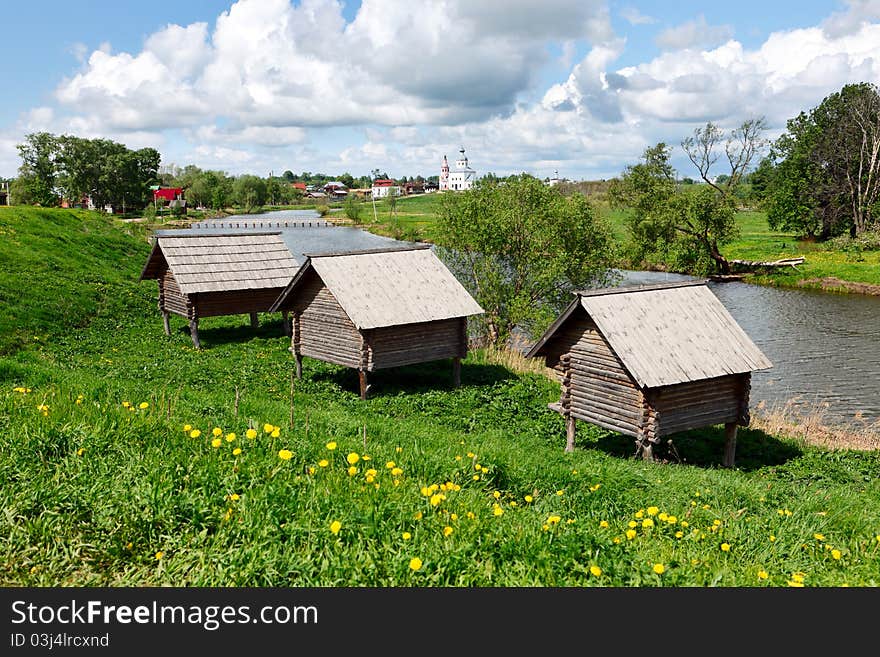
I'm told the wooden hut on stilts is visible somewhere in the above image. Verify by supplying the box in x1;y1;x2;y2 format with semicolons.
139;232;299;348
526;281;772;467
270;245;484;399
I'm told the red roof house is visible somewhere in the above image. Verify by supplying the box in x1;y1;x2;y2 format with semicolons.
154;187;184;202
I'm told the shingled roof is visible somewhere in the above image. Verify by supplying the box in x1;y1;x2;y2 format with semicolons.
140;232;299;294
527;281;772;388
270;246;484;329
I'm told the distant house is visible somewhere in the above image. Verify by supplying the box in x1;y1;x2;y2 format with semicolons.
154;187;184;204
440;147;477;191
291;182;307;192
270;245;484;399
139;231;300;348
0;181;8;206
403;180;424;195
371;179;400;199
323;181;349;199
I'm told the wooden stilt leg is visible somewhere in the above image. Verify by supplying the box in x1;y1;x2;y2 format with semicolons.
565;414;576;453
641;441;654;461
162;311;170;336
282;310;291;337
189;318;200;349
452;357;461;388
250;312;259;328
295;353;303;379
723;422;738;468
358;370;368;400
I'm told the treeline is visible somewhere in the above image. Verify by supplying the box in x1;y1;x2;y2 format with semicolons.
11;132;160;212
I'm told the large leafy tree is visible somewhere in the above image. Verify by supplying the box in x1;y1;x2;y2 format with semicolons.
761;82;880;238
436;174;617;346
15;132;59;206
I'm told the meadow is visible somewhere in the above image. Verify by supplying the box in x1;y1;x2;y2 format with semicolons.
1;206;879;587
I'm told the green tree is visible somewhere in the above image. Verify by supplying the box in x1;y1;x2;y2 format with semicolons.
343;195;363;223
762;82;880;238
437;174;617;346
232;175;267;212
610;143;739;275
15;132;59;206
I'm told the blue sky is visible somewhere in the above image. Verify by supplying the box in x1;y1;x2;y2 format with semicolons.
1;1;878;181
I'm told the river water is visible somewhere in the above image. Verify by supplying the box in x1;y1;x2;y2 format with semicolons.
206;211;880;426
617;270;880;426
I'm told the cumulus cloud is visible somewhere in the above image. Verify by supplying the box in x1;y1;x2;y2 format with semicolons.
655;15;734;51
620;7;656;26
822;0;880;38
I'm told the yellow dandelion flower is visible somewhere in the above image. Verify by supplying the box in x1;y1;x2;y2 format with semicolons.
75;398;82;405
246;429;257;440
473;475;480;481
493;505;503;517
769;535;776;542
680;521;689;528
599;520;609;528
307;466;316;475
347;466;358;476
667;515;677;524
347;452;360;465
788;580;804;587
318;459;329;468
402;532;412;540
721;543;731;552
547;515;561;525
271;428;280;438
590;565;602;577
385;461;395;469
232;448;242;456
414;511;423;520
493;491;501;499
814;533;825;541
409;557;422;571
653;563;665;575
122;401;131;408
675;531;684;539
831;549;841;560
263;423;274;434
76;448;85;456
442;526;454;537
454;455;462;461
647;506;659;516
635;509;644;519
466;511;475;520
229;493;240;501
329;520;342;535
184;424;192;432
278;449;293;461
713;519;722;526
542;524;550;531
642;518;654;529
509;501;518;507
524;495;533;503
430;494;445;506
391;467;403;476
628;521;638;529
474;463;482;471
556;490;564;496
212;427;223;437
791;573;805;583
190;429;201;439
467;452;475;458
395;446;402;453
365;475;375;483
154;551;164;560
625;530;637;540
758;570;769;580
658;512;668;521
138;402;149;409
701;504;710;510
224;433;235;442
211;438;221;448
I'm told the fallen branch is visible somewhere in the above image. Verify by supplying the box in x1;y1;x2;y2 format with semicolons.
730;256;805;271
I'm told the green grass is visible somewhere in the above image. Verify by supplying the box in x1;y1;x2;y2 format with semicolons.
353;194;445;242
2;206;880;586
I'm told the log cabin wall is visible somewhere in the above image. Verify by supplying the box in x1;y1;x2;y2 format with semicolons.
292;270;363;368
158;269;193;319
649;373;751;437
366;317;465;371
193;288;285;318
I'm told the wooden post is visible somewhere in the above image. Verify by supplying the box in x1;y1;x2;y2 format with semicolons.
162;311;170;336
282;310;291;337
640;440;654;461
452;357;461;388
723;422;738;468
294;354;303;379
189;318;200;349
565;413;576;452
250;312;259;329
358;370;368;400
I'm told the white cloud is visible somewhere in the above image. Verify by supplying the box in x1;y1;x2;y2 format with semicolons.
822;0;880;38
620;7;656;26
655;15;734;51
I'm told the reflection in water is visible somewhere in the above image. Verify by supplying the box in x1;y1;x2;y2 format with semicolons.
614;270;880;424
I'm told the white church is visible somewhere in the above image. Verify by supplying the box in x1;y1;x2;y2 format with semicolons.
440;147;477;191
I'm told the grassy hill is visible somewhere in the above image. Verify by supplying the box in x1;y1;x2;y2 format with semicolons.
1;206;879;586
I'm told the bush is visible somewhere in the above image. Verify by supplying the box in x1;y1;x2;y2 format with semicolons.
315;204;330;217
343;195;363;223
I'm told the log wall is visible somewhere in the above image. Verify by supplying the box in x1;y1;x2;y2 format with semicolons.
292;271;363;368
193;288;285;318
158;269;193;319
366;317;465;371
649;373;750;437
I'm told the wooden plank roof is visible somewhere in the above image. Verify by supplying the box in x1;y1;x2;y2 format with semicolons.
139;232;299;295
528;282;771;388
270;246;484;329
